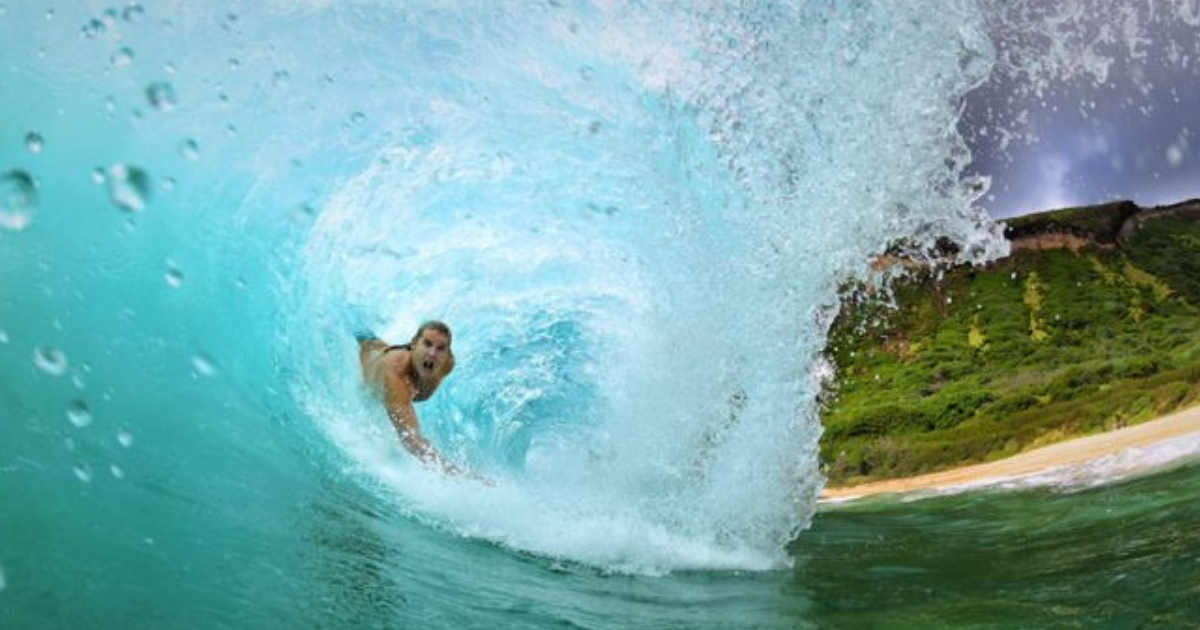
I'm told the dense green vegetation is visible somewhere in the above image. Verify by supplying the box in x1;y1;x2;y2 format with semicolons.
820;204;1200;486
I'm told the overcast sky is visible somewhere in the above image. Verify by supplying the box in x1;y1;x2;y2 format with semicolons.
961;14;1200;219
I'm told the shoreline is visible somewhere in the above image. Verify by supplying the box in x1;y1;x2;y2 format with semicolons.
819;402;1200;502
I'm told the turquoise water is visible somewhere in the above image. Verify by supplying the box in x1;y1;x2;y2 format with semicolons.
2;2;1199;628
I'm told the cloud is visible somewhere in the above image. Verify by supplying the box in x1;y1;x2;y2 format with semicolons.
1029;152;1080;210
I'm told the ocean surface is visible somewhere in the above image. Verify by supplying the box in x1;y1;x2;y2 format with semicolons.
2;2;1199;628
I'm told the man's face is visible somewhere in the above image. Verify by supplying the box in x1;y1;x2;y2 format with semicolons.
411;329;451;378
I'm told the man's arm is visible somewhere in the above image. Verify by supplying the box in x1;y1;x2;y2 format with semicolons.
382;370;460;474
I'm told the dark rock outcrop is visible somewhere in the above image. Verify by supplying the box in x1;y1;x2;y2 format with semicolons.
1004;198;1200;252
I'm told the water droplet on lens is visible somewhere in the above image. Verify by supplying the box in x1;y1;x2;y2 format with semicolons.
117;428;134;447
145;81;176;111
1166;144;1185;167
81;18;105;38
91;167;106;184
179;138;199;160
165;265;184;287
111;46;134;68
228;58;240;70
33;347;68;376
122;3;145;23
350;111;366;125
272;70;291;88
0;169;38;231
192;353;217;377
105;164;151;212
0;329;8;344
66;399;93;427
110;463;125;478
73;461;94;483
25;131;44;153
159;177;176;192
45;8;55;20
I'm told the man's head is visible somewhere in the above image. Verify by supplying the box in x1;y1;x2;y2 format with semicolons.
410;320;453;379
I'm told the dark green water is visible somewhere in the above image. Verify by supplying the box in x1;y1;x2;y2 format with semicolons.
6;439;1199;629
799;464;1200;629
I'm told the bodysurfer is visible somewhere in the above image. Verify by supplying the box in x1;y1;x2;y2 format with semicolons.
356;320;465;476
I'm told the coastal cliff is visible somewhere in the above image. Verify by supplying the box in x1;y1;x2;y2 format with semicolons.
821;198;1200;486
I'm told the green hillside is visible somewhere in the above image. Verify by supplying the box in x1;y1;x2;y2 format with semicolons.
821;200;1200;487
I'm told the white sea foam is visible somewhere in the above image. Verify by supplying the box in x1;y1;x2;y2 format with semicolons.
871;430;1200;504
977;430;1200;494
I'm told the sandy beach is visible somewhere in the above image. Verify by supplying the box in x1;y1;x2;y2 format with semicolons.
820;402;1200;501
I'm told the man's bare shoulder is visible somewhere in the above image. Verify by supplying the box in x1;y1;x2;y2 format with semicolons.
384;346;412;365
381;359;416;400
379;349;414;380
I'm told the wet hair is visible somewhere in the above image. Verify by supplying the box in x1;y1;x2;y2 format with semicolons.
412;320;452;346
